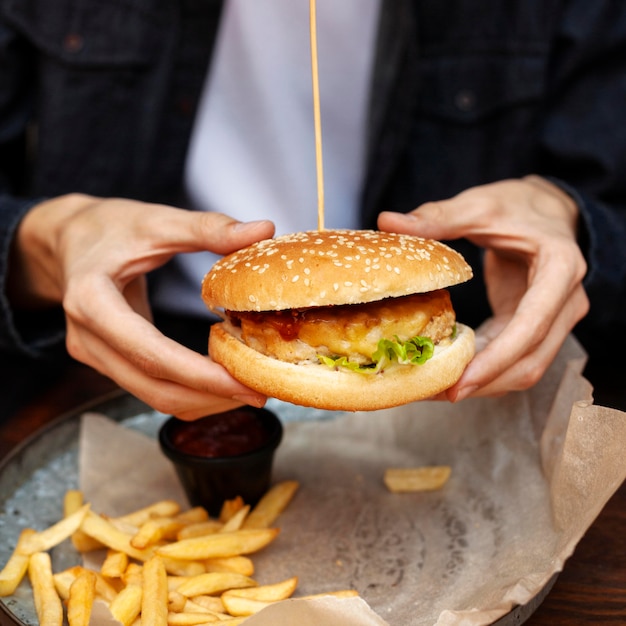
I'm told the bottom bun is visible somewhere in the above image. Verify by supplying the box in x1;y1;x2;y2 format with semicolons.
209;322;475;412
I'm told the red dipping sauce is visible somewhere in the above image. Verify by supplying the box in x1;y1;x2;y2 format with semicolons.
169;409;272;458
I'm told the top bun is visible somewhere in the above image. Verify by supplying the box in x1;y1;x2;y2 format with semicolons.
202;229;472;312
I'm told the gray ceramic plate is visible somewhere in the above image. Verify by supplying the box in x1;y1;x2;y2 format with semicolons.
0;391;556;625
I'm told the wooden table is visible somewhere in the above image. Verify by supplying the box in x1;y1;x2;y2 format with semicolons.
1;363;625;624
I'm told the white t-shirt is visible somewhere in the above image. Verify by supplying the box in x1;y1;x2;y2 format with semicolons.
152;0;381;317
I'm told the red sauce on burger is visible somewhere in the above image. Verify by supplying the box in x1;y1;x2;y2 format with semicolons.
229;309;304;341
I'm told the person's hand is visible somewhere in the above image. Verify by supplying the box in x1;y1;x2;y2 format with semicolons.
377;175;589;401
8;194;275;419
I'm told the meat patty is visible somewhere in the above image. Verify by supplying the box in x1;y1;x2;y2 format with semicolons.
227;290;456;365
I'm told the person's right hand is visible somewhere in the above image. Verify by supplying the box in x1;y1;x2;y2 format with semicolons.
8;194;276;419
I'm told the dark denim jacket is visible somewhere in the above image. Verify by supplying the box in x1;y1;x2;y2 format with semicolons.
0;1;625;393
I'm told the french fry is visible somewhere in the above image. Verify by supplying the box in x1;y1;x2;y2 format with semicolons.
80;510;153;561
168;589;188;612
109;583;143;626
219;595;272;617
221;576;298;602
29;552;63;626
156;528;279;560
121;562;144;587
174;507;210;525
219;505;250;533
176;572;256;597
131;517;185;549
64;490;103;552
177;520;223;540
53;566;118;603
93;571;120;602
0;552;29;597
167;612;221;625
0;528;35;596
219;496;244;523
383;466;452;492
141;556;169;626
185;595;226;614
63;490;84;514
20;505;90;555
243;481;299;529
53;567;81;601
67;568;97;626
111;500;181;527
101;549;129;579
160;556;206;577
204;556;254;576
180;597;227;617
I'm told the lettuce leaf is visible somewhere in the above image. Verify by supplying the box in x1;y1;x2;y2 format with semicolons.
318;335;435;375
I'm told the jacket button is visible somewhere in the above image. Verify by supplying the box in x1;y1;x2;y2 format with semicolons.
454;89;476;112
63;33;84;53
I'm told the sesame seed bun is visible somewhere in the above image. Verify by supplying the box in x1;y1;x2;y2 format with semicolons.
202;229;473;312
202;229;475;411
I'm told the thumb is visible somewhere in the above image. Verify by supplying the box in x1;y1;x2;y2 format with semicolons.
196;213;276;256
377;201;464;241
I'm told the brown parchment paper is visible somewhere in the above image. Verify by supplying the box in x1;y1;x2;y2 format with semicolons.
79;335;626;626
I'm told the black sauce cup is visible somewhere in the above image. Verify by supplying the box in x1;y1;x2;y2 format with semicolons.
158;407;283;517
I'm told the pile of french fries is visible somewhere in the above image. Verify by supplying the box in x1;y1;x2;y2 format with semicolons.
0;480;357;625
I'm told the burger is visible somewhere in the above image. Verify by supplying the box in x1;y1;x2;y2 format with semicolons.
202;229;475;411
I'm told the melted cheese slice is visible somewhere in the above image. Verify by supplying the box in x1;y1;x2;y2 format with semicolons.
231;290;456;364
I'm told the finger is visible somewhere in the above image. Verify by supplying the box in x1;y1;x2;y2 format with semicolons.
377;201;481;242
65;281;267;413
68;320;265;419
63;204;276;283
127;208;276;258
123;277;153;322
449;284;589;400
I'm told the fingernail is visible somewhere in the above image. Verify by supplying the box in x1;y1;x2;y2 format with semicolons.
382;210;417;221
232;394;266;408
454;385;478;402
232;220;269;232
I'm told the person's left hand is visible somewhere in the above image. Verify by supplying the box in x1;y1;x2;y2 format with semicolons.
377;175;589;401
